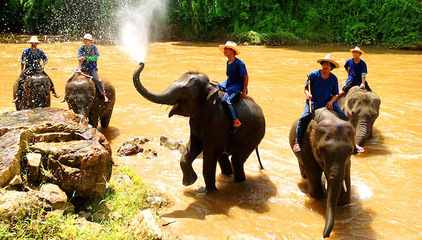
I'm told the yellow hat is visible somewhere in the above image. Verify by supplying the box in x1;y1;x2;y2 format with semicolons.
317;54;340;69
350;46;364;54
219;41;240;55
28;36;40;44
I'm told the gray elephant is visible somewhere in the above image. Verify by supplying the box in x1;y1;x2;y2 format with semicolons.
289;107;355;238
64;73;115;128
337;85;381;151
13;73;51;110
133;63;265;192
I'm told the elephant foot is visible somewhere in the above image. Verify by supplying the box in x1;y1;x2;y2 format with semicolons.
182;172;198;186
233;175;246;183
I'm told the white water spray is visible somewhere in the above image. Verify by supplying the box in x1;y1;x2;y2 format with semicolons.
118;0;168;62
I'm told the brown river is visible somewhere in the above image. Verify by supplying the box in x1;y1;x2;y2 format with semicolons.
0;41;421;239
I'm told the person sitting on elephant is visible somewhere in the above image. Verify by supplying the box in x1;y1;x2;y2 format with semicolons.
13;36;59;103
336;46;371;100
293;54;349;152
217;41;249;133
66;33;108;102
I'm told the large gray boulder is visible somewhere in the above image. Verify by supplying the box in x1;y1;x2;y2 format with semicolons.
0;107;113;199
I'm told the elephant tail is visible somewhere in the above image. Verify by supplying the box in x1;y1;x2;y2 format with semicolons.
255;147;264;170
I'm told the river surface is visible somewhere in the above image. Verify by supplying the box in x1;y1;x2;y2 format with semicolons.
0;41;421;239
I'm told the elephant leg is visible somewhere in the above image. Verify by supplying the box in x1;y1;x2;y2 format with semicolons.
230;148;254;183
180;135;202;186
100;109;113;128
337;161;351;206
218;153;232;175
202;149;222;191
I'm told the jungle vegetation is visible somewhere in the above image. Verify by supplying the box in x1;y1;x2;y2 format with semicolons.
0;0;421;49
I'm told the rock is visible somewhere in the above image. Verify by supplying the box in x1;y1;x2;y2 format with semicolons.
0;107;113;199
37;183;68;210
130;209;164;239
117;137;151;156
159;135;186;153
0;130;27;187
26;152;41;181
0;190;40;220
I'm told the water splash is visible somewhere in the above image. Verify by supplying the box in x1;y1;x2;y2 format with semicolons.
118;0;168;63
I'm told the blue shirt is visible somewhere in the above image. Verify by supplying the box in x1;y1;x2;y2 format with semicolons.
344;58;367;86
223;58;248;92
78;45;100;72
305;70;339;108
21;48;48;74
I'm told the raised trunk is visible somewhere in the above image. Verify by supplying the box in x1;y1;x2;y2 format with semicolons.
356;119;370;147
323;176;343;238
132;62;177;105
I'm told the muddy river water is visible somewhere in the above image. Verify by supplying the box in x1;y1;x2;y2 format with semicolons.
0;41;421;239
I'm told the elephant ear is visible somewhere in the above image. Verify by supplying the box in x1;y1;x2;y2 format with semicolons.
307;119;318;143
204;83;219;105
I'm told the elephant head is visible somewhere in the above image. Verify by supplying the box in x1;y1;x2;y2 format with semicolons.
13;74;51;110
340;86;381;147
289;108;355;238
133;62;215;118
65;74;115;128
65;75;96;117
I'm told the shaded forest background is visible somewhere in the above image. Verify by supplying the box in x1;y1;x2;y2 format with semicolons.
0;0;421;49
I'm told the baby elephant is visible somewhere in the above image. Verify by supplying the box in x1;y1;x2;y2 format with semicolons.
64;73;115;128
289;107;355;238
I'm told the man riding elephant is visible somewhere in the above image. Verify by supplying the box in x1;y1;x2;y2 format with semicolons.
13;36;59;103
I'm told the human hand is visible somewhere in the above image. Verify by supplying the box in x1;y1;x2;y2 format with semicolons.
241;92;247;99
79;56;86;61
326;101;334;109
306;94;312;100
360;83;365;89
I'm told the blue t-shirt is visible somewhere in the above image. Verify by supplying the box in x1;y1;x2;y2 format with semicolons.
344;58;367;85
21;48;48;74
305;70;339;108
224;58;248;92
78;45;100;72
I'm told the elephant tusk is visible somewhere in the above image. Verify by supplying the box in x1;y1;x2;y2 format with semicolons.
322;172;327;190
343;180;347;192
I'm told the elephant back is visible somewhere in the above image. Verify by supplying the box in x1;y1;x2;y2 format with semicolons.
13;73;51;110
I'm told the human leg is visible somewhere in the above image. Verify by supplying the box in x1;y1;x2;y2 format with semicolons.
42;71;59;98
332;103;349;121
13;73;28;103
222;91;241;132
294;104;312;152
90;71;108;102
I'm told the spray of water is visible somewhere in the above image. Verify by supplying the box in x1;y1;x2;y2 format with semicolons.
118;0;168;63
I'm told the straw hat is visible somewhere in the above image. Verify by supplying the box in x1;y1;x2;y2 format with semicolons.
219;41;240;55
350;46;364;54
83;33;93;41
317;54;340;69
28;36;40;44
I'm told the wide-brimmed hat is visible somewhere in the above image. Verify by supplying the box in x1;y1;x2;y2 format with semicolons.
317;54;340;69
83;33;93;41
28;36;40;44
219;41;240;55
350;46;364;54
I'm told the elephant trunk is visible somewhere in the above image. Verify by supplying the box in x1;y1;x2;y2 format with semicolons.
133;62;177;105
356;119;370;147
323;169;344;238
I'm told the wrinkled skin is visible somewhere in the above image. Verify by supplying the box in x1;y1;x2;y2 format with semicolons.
289;108;355;238
13;73;51;110
64;73;115;128
337;85;381;148
133;63;265;192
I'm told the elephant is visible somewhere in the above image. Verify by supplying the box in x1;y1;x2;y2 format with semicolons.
337;85;381;149
64;72;115;128
133;62;265;192
289;107;355;238
12;73;51;110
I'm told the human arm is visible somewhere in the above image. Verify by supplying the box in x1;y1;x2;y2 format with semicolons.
241;75;249;99
360;62;368;89
326;95;337;109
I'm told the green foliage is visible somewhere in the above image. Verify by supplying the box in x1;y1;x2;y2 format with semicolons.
1;0;421;48
0;166;171;239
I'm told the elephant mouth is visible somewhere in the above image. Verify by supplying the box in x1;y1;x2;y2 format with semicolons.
168;102;179;117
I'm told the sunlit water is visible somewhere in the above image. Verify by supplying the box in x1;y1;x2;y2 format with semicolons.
0;41;421;239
